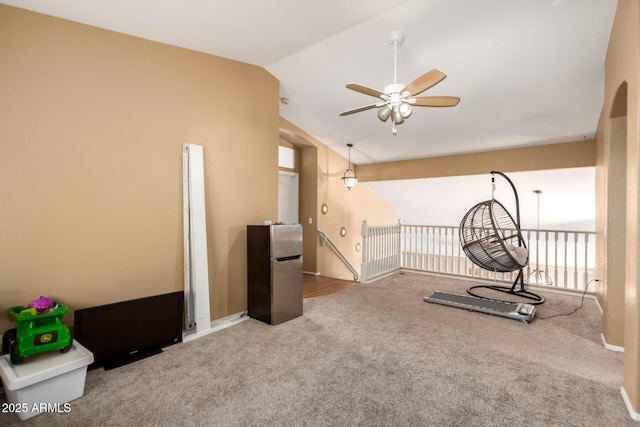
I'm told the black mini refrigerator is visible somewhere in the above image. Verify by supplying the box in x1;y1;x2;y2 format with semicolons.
247;224;303;325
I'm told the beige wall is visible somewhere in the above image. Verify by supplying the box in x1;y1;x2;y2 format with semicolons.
315;142;399;280
279;119;399;281
599;112;628;348
596;0;640;414
299;145;319;273
357;139;595;182
5;5;639;412
0;6;280;331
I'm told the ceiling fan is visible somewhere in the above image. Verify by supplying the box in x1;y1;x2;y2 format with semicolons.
339;31;460;135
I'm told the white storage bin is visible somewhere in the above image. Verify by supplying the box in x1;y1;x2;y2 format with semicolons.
0;340;93;420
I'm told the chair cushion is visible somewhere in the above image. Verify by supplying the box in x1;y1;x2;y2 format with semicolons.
505;243;528;266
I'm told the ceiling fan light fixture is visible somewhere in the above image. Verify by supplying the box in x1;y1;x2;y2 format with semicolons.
339;30;459;137
377;105;391;121
398;102;412;118
393;108;404;124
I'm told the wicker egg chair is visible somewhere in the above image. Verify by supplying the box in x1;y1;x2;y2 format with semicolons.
459;171;544;305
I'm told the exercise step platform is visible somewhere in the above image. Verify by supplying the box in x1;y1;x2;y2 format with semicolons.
424;291;536;323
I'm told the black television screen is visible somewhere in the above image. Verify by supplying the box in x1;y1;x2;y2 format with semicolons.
74;291;184;370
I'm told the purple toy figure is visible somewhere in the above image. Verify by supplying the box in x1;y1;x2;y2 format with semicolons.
29;296;55;313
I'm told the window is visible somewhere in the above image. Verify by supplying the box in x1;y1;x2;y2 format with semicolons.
278;146;295;169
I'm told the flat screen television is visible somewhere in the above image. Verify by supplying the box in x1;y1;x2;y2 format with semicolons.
74;291;184;370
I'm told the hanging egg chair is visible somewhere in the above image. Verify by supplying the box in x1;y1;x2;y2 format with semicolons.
460;199;528;273
459;171;544;305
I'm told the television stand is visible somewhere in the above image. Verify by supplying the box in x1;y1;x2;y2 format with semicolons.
100;347;163;371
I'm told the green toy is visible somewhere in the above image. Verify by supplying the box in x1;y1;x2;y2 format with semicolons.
2;299;73;364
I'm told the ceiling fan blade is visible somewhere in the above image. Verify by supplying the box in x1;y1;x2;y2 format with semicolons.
339;103;380;116
345;83;386;98
411;96;460;107
402;69;447;96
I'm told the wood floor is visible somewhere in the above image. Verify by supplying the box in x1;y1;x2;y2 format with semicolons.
303;274;358;299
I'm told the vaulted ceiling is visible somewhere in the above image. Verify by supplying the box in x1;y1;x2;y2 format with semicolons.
1;0;616;228
1;0;617;164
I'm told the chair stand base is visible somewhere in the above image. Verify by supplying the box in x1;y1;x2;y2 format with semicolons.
467;285;545;305
467;269;545;305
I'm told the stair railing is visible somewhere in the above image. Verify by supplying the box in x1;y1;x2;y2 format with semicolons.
317;229;359;281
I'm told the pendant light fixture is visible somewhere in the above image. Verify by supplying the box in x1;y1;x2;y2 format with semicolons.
342;144;358;190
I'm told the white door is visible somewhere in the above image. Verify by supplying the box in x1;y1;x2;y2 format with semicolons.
278;171;299;224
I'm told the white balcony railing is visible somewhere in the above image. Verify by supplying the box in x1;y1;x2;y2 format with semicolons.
360;221;596;292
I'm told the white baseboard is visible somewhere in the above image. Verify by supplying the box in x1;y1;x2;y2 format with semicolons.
591;294;624;352
601;333;624;352
182;311;248;343
361;268;402;284
303;271;320;276
593;294;604;314
621;386;640;421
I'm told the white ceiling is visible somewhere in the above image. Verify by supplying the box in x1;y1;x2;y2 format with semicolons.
2;0;614;229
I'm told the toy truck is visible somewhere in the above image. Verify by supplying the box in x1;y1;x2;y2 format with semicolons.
2;302;73;364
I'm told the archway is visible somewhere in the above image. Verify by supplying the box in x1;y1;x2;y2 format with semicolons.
279;128;319;274
602;81;628;348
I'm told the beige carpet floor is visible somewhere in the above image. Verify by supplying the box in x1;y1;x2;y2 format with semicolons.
0;272;633;426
